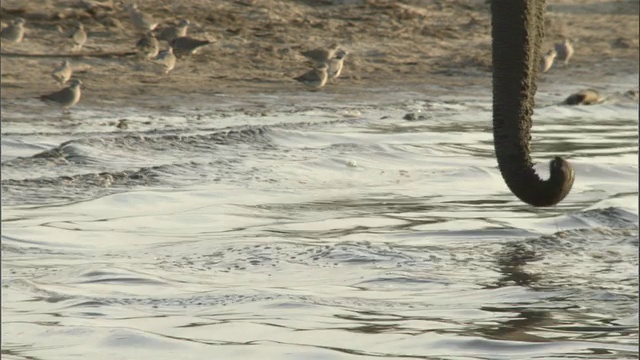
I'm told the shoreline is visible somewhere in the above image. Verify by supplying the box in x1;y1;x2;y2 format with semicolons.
1;0;638;109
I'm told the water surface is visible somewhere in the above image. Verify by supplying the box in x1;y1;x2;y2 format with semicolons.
2;81;638;359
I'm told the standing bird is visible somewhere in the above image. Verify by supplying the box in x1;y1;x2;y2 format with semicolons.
39;79;82;113
554;39;574;66
328;49;348;83
157;19;190;43
169;36;212;57
126;3;159;33
51;60;73;86
70;22;87;52
1;17;26;44
152;47;176;74
539;49;557;73
136;31;159;59
301;43;339;67
294;64;329;90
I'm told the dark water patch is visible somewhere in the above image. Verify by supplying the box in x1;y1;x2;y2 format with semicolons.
253;196;443;216
250;196;577;235
437;142;495;157
59;268;170;287
1;155;267;205
1;117;370;194
1;236;80;255
467;307;639;358
496;226;638;273
3;117;365;167
0;289;434;313
305;242;417;265
30;142;100;165
1;168;163;206
573;207;639;228
151;241;440;275
6;126;272;164
353;275;451;289
543;324;638;333
485;225;638;329
264;224;406;240
61;301;110;309
2;345;58;360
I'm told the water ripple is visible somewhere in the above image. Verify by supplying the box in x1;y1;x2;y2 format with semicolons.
2;88;638;360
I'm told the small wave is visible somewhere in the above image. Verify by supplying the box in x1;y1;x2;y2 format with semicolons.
1;168;163;206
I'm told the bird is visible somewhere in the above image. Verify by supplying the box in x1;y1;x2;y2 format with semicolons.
39;79;82;113
554;39;574;66
116;119;129;129
51;60;73;86
624;89;639;101
136;31;159;59
70;22;87;52
294;64;329;90
1;17;26;44
328;49;348;83
301;43;339;66
152;47;176;74
539;49;557;73
563;89;603;105
169;36;212;57
126;3;159;33
157;19;190;43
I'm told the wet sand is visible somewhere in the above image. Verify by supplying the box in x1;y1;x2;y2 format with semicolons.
1;0;638;110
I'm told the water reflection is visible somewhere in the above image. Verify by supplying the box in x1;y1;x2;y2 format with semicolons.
490;243;544;288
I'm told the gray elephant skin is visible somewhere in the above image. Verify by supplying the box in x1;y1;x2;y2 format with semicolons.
491;0;575;207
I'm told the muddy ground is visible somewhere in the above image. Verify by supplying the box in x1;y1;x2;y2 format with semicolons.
0;0;638;110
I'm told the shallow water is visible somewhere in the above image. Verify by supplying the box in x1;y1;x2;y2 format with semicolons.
2;81;638;359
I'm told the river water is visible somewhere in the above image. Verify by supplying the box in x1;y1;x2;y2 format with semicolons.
2;79;638;359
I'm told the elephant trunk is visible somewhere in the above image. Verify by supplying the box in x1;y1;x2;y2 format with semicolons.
491;0;575;207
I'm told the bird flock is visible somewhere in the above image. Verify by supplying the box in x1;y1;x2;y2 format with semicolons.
0;3;351;114
540;38;574;73
295;43;349;90
2;4;595;114
536;38;601;104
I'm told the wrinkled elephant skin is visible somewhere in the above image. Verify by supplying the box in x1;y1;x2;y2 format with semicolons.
491;0;575;207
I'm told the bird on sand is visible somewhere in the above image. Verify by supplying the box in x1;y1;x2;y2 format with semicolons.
1;17;26;44
554;39;574;66
152;47;177;74
294;63;329;90
539;49;557;73
39;79;82;113
51;60;73;86
70;22;87;52
136;31;159;59
169;36;212;57
157;19;190;43
301;43;339;67
126;3;159;33
328;49;348;83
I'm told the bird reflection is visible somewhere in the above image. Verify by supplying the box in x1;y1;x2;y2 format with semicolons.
487;242;543;288
475;242;569;342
